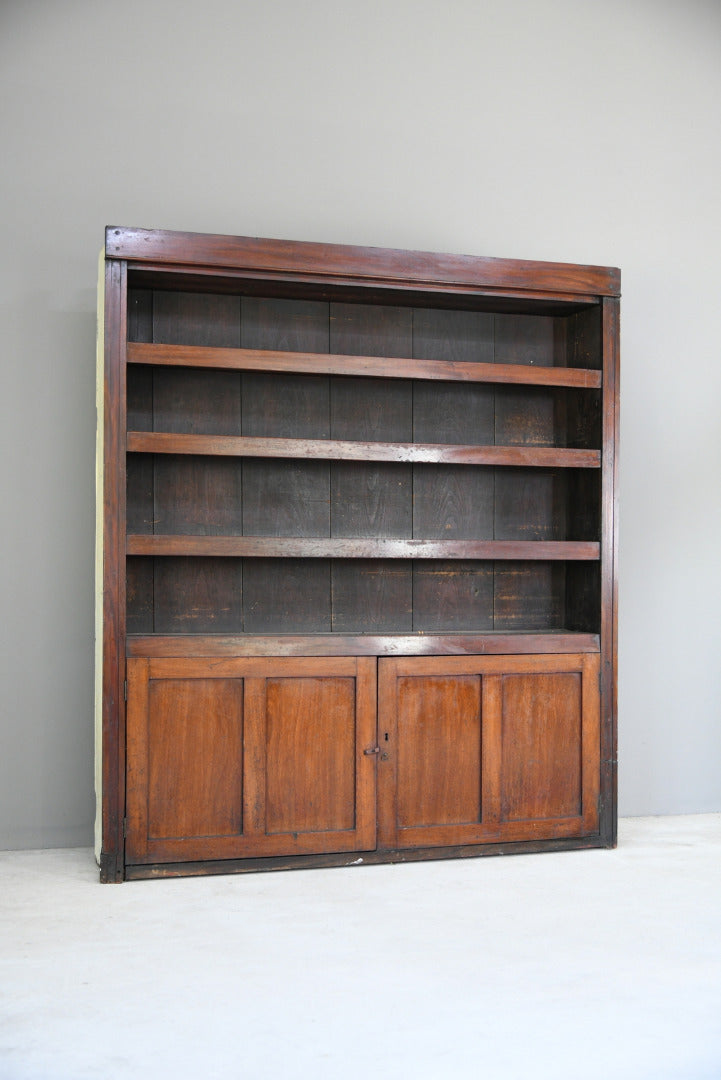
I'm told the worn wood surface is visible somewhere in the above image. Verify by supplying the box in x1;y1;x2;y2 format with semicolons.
125;656;377;864
126;341;603;387
100;258;127;882
376;653;599;851
102;227;618;881
107;227;621;297
126;536;601;559
126;632;600;657
126;431;601;468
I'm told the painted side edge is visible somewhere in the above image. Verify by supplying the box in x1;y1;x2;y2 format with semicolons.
94;248;104;865
105;226;621;298
600;297;620;847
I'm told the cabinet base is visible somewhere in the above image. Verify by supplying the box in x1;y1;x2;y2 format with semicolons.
122;834;614;882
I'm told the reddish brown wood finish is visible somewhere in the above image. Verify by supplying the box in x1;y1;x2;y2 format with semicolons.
126;431;600;468
125;535;601;560
377;653;600;851
125;656;377;864
100;259;127;883
101;227;618;881
600;297;620;844
107;227;620;298
126;633;601;657
126;341;603;388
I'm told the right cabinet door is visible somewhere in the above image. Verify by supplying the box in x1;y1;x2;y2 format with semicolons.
377;653;600;851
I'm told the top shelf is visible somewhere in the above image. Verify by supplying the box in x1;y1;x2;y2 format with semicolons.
125;342;602;390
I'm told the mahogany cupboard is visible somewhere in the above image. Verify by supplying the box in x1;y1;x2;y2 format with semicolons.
96;227;619;882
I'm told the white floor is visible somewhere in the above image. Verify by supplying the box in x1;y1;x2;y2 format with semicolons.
1;816;720;1080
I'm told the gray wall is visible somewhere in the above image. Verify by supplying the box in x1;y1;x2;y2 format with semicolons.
1;0;719;849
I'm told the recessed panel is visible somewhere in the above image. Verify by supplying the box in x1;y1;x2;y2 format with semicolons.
147;678;243;839
265;677;356;833
396;675;482;828
501;672;582;821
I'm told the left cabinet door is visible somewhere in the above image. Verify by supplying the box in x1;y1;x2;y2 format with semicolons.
125;656;377;866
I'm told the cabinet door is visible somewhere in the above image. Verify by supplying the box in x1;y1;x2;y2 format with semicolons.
377;653;600;850
125;656;377;865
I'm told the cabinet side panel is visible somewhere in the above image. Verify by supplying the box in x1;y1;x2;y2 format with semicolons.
600;297;620;844
94;250;105;865
100;258;127;881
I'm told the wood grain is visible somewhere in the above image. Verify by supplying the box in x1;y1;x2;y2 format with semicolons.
126;341;604;388
127;633;601;657
126;535;601;559
126;431;601;468
146;678;244;840
265;677;356;833
107;227;621;297
395;674;482;828
500;672;582;821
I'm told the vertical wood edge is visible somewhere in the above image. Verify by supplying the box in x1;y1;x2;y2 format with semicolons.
125;658;149;860
101;258;128;879
582;653;602;832
600;298;619;845
243;678;267;837
481;674;503;825
356;656;378;849
376;659;399;850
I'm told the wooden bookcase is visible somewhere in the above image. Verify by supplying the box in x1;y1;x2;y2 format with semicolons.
97;227;619;882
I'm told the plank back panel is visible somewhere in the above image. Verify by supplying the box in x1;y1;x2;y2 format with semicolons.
494;314;561;367
493;562;565;630
331;560;412;633
153;557;243;633
243;559;331;633
412;561;494;632
241;299;331;551
330;304;413;551
153;456;243;535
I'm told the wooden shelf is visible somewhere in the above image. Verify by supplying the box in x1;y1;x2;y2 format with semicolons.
101;227;618;882
126;535;601;560
126;431;601;469
126;341;602;389
127;632;601;658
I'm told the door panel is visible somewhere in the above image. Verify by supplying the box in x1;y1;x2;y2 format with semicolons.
147;677;244;840
126;656;377;864
501;672;582;822
265;677;357;834
396;675;482;829
378;653;599;850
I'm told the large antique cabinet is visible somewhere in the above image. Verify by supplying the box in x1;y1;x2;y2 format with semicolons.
96;227;619;882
